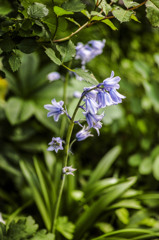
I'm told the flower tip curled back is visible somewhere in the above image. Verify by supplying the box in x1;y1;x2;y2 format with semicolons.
47;137;64;153
63;166;77;176
76;126;93;141
44;99;64;122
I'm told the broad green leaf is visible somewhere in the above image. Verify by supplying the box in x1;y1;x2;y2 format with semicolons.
5;97;35;125
122;0;138;8
115;208;129;224
102;19;118;30
9;54;21;72
17;39;38;54
139;157;152;175
56;40;76;63
146;0;159;27
0;2;12;15
54;6;73;17
27;3;49;19
150;0;159;8
0;37;15;52
62;0;85;12
86;146;121;187
152;155;159;180
45;48;61;65
74;69;99;85
81;10;91;18
110;199;141;210
31;230;55;240
113;8;133;22
74;177;137;240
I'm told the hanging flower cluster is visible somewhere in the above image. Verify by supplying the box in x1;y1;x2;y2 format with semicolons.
44;71;125;150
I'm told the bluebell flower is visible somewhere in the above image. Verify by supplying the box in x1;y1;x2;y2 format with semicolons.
93;121;102;136
103;71;121;90
47;137;64;153
83;86;97;100
83;97;98;114
83;111;104;128
63;166;77;176
47;72;61;81
97;90;114;108
109;89;126;104
76;126;93;141
44;99;64;122
75;40;105;66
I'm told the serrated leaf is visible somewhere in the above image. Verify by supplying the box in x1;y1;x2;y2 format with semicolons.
97;0;112;15
54;6;73;17
0;37;15;52
122;0;139;8
74;69;99;85
102;19;118;30
9;54;21;72
27;3;49;19
146;0;159;27
45;48;61;65
62;0;85;12
56;40;76;63
113;7;133;22
31;229;55;240
81;10;91;18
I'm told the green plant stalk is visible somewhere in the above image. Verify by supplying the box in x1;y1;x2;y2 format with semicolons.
51;92;87;235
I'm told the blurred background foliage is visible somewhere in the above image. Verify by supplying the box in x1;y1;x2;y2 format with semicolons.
1;0;159;239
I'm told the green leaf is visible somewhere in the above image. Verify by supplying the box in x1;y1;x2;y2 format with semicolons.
152;155;159;180
74;177;137;240
17;39;38;54
9;53;21;72
102;19;118;30
65;17;81;26
31;230;55;240
27;3;49;19
0;37;15;52
56;40;76;63
62;0;85;12
115;208;129;224
74;69;99;85
5;98;35;125
139;157;152;175
56;216;75;239
146;0;159;27
86;146;121;187
122;0;138;8
97;0;112;15
45;48;61;65
131;14;141;23
113;7;133;22
54;6;73;17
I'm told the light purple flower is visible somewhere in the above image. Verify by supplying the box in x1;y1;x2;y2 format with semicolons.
97;90;114;108
63;166;77;176
109;89;126;104
75;40;105;66
83;111;104;128
76;125;93;141
73;91;81;98
47;137;64;153
44;99;64;122
93;121;102;136
103;71;121;90
47;72;61;81
83;87;97;100
83;97;98;114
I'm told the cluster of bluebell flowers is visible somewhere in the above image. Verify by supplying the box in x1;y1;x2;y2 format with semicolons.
75;40;106;68
44;70;125;176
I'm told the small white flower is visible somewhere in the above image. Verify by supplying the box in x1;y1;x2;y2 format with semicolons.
0;213;5;224
63;166;77;176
